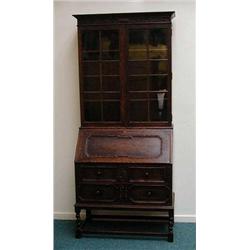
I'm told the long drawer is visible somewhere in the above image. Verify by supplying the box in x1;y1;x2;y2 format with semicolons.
77;164;172;183
77;183;172;205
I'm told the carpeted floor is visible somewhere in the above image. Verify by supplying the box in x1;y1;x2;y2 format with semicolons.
54;220;195;250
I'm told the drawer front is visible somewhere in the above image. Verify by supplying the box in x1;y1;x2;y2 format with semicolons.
78;184;118;202
78;165;118;182
128;166;166;183
77;164;171;183
128;184;171;204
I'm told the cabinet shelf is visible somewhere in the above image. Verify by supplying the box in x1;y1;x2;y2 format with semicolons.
128;59;168;62
81;91;120;94
84;74;120;77
83;49;119;53
128;90;168;93
129;74;168;77
83;60;120;63
84;99;120;102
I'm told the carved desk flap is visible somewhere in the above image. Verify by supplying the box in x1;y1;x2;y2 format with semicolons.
75;128;172;164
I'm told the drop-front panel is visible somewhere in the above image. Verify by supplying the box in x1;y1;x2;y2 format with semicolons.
75;128;172;164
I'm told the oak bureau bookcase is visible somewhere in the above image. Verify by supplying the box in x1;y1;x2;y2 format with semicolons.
73;12;175;242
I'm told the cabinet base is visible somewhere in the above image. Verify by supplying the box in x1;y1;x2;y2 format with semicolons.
75;195;175;242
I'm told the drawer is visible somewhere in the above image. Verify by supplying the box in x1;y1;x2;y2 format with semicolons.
78;184;118;202
128;166;167;183
128;184;171;205
78;165;118;182
77;164;171;183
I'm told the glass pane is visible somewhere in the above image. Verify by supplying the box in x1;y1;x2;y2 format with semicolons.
149;29;168;59
129;92;148;99
83;92;102;100
129;101;148;121
101;30;119;51
129;50;147;60
149;75;167;91
101;31;119;60
83;62;99;75
103;92;120;100
103;101;120;121
83;52;99;61
149;29;167;48
128;61;148;75
102;52;119;60
129;30;147;60
150;99;168;121
102;61;119;75
83;76;100;91
84;101;102;121
128;76;148;91
102;76;120;91
83;31;99;51
149;49;167;59
149;60;168;74
129;30;147;48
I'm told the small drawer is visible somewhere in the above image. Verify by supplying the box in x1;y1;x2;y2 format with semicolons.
78;184;118;202
128;166;167;183
128;184;171;205
78;166;117;182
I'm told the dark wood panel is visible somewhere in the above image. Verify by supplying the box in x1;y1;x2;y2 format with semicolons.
73;12;175;26
75;128;172;163
86;135;161;158
78;165;118;182
128;184;171;205
78;183;119;203
128;166;166;183
75;192;174;210
77;164;172;183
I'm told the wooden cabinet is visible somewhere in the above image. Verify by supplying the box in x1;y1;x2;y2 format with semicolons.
73;12;175;242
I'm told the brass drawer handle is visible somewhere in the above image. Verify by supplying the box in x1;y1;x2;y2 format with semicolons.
96;190;102;196
118;170;127;179
147;191;152;197
97;170;102;176
145;172;149;177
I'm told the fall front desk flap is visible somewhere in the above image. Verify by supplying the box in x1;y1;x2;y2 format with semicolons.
75;128;172;164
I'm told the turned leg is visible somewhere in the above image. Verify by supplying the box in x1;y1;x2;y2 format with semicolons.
168;209;174;242
75;206;82;238
86;209;91;221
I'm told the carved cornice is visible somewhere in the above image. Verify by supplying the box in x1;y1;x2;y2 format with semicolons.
73;12;175;26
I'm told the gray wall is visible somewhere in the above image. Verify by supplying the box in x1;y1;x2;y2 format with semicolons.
54;0;195;222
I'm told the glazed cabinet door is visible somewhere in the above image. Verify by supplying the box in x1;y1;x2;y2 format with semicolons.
78;24;172;127
79;28;122;124
126;25;172;125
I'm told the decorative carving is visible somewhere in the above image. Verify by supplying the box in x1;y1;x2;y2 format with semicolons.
75;206;82;238
168;209;174;242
